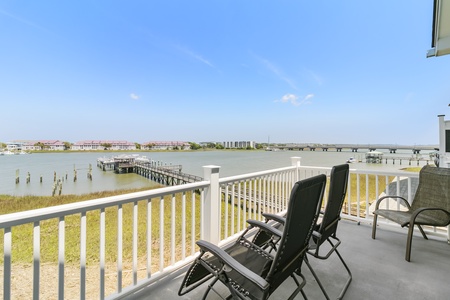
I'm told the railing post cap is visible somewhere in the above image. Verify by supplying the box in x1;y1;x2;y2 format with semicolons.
202;165;221;173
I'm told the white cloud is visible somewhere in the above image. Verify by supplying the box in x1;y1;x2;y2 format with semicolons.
130;93;140;100
275;93;314;106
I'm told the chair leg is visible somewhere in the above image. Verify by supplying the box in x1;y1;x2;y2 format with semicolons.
300;289;308;300
417;224;428;240
372;214;378;239
305;241;352;300
304;256;330;300
202;277;219;300
334;248;352;300
288;273;307;300
406;224;414;262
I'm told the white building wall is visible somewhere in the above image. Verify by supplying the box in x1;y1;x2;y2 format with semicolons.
222;141;255;149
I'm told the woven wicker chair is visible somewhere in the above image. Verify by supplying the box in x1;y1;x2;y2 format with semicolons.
178;174;326;300
372;165;450;262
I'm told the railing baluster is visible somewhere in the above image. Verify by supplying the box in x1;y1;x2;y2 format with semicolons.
346;174;352;217
80;213;86;300
147;199;151;278
171;194;176;265
117;204;123;292
258;178;262;221
252;179;257;220
181;192;186;259
191;191;196;256
366;174;370;217
375;175;379;204
237;182;241;231
159;196;164;271
58;217;65;300
356;174;361;218
243;181;247;228
231;184;235;236
33;221;40;300
100;208;105;299
271;174;275;213
396;175;401;210
133;201;138;284
263;177;267;218
224;185;229;239
4;227;12;299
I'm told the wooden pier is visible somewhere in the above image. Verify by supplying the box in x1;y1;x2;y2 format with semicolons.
134;162;203;185
97;155;203;186
378;156;434;166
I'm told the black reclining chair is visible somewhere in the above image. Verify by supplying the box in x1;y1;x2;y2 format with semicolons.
253;164;352;300
178;174;327;300
304;164;351;300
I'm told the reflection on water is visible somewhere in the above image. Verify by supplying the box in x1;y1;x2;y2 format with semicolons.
0;150;434;196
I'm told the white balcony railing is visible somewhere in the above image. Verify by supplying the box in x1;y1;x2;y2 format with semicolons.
0;158;444;299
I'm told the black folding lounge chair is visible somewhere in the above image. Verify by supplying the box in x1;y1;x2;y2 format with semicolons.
304;164;351;300
178;174;327;300
254;164;352;300
372;165;450;262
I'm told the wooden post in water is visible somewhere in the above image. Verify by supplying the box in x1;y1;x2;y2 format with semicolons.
74;165;77;182
40;174;43;183
54;171;56;182
87;164;92;180
26;172;30;184
52;181;57;196
58;179;63;195
15;169;19;184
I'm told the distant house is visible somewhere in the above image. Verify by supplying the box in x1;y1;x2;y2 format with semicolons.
141;141;190;150
20;140;65;151
71;140;136;151
6;142;23;151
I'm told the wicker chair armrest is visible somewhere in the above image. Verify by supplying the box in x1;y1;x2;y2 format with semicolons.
410;207;450;226
262;213;286;225
374;195;411;210
196;240;269;291
247;219;283;238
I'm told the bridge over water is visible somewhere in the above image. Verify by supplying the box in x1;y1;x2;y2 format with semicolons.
273;143;438;154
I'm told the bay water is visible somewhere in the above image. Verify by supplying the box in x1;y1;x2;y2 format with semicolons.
0;150;434;197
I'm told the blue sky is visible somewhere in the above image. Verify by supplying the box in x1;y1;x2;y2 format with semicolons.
1;1;449;145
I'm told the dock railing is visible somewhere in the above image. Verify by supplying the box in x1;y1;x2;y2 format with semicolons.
0;158;446;299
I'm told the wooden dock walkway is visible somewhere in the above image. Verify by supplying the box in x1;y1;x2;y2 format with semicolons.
97;155;203;186
134;162;203;185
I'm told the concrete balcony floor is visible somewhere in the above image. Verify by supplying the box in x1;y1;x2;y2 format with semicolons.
129;220;450;300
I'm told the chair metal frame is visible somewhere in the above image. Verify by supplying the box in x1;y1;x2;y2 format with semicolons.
178;174;327;300
255;164;352;300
